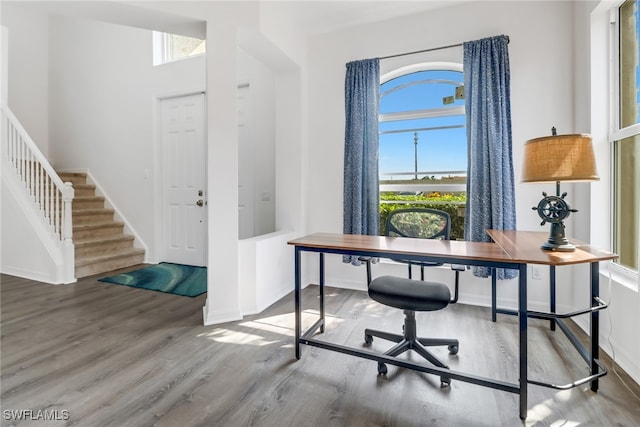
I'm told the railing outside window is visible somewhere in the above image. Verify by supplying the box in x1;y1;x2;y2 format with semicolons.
380;169;466;239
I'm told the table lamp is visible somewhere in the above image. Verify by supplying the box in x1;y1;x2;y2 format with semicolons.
521;128;599;251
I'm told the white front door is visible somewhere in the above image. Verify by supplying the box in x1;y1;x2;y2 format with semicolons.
160;93;207;266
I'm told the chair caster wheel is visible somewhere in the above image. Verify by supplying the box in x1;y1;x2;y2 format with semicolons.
364;334;373;345
377;362;388;375
448;344;459;355
440;377;451;387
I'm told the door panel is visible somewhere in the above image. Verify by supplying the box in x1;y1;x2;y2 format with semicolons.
161;93;207;266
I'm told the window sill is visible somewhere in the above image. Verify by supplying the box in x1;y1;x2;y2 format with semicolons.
602;262;639;293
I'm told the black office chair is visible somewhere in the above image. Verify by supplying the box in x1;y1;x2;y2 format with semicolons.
363;208;461;386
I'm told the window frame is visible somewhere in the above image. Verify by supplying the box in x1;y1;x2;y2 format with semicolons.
378;62;467;239
379;61;465;193
609;0;640;280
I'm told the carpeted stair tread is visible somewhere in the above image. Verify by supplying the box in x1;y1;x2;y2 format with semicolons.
58;172;88;185
75;253;145;278
72;207;114;215
72;196;107;210
74;234;135;246
73;221;125;230
76;247;145;267
74;196;105;201
72;184;97;197
72;221;125;240
56;169;146;278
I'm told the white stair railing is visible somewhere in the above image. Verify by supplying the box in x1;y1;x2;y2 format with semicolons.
1;105;74;246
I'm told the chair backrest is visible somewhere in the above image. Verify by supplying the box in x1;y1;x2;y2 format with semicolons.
385;208;451;240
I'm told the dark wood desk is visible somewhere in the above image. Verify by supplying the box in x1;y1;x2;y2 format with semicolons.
288;231;617;420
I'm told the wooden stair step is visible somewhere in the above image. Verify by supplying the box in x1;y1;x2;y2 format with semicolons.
75;248;145;278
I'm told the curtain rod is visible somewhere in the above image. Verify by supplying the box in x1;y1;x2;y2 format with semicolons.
380;35;510;60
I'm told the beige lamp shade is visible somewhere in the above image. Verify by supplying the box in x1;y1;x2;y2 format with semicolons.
521;134;599;183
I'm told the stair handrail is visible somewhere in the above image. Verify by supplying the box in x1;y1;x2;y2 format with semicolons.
1;104;74;244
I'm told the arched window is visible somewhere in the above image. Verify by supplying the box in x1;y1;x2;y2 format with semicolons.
379;64;466;238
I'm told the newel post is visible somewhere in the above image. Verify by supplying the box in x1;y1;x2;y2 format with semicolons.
62;182;74;244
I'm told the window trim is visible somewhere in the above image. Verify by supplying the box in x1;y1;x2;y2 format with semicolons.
379;62;466;187
381;61;463;83
377;62;467;234
380;106;465;123
608;0;640;284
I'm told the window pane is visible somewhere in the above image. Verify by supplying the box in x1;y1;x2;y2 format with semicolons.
614;134;639;271
380;70;464;114
378;68;466;239
619;0;639;128
379;116;466;178
166;34;206;63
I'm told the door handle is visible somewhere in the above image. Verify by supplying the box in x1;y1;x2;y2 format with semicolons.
196;200;204;207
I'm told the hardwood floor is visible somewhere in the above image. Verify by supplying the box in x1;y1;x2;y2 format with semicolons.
2;269;639;426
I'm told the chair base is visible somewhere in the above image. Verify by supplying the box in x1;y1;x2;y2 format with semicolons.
364;310;458;386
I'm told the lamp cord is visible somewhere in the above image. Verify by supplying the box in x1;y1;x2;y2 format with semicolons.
605;261;640;402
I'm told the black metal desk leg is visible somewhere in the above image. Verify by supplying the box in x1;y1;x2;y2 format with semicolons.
550;266;556;331
590;262;600;392
491;268;497;322
319;253;325;333
294;247;301;359
518;264;528;420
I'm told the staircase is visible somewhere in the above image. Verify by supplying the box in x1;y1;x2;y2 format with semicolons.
59;172;145;278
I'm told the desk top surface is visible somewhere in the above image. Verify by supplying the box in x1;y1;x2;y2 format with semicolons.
487;230;618;265
289;231;618;266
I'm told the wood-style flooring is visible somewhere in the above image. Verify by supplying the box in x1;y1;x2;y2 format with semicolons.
1;268;639;427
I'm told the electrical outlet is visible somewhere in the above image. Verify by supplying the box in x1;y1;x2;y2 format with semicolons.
531;266;543;280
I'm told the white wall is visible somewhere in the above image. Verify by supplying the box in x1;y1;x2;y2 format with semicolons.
1;2;49;155
237;47;276;238
47;14;206;262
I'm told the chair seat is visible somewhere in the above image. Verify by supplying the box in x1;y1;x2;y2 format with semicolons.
368;275;450;312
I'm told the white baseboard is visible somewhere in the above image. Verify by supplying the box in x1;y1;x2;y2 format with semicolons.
202;299;242;326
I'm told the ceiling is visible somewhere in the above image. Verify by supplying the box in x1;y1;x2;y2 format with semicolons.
6;0;468;38
262;0;469;35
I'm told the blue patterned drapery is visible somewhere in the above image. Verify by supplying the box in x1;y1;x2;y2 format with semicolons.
463;35;517;279
343;58;380;265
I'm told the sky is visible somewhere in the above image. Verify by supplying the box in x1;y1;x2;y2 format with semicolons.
378;70;467;178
